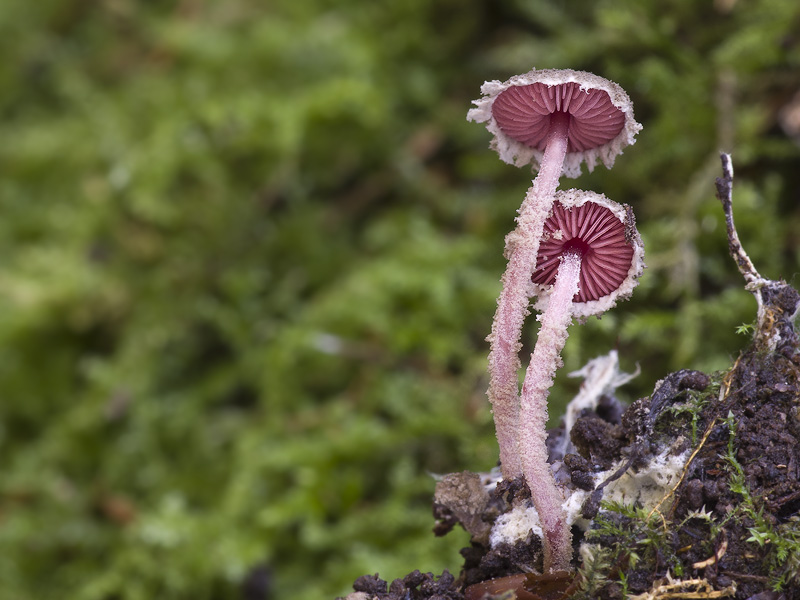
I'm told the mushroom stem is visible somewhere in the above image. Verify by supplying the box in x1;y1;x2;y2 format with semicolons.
487;249;530;478
515;112;571;256
487;112;571;479
533;111;571;207
519;249;581;573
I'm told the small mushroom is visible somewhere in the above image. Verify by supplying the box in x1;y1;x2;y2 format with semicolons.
529;189;644;318
468;69;641;481
468;68;641;178
518;189;644;573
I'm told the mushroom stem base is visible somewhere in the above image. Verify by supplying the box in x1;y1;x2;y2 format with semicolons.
519;250;581;573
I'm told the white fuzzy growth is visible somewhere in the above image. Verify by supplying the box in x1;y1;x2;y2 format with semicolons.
489;447;692;548
467;68;642;177
490;485;593;548
562;487;593;531
602;448;691;508
490;503;544;547
489;488;593;549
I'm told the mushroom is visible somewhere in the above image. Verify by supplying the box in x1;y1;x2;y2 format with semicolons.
468;69;641;480
518;189;644;573
529;190;643;317
468;68;641;177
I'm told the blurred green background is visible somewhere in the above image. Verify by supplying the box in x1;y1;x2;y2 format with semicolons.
1;1;799;598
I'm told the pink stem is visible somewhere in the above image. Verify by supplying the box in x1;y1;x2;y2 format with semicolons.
487;112;570;479
519;250;581;573
530;111;571;209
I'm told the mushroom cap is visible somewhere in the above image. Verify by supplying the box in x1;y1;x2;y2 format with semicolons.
530;189;645;318
468;68;642;177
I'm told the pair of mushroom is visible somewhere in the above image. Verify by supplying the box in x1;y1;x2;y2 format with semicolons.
468;69;645;573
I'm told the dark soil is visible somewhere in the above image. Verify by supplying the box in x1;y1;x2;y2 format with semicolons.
566;276;800;599
349;571;462;600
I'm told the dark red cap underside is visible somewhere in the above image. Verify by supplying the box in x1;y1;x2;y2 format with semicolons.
492;82;625;153
532;201;634;303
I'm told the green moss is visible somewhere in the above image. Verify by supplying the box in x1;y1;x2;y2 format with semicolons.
1;0;800;598
658;373;722;445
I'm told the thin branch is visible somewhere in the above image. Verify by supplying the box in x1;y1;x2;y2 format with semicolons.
714;153;765;291
714;153;800;354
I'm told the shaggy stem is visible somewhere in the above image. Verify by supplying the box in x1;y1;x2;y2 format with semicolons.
487;112;570;478
519;250;581;573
